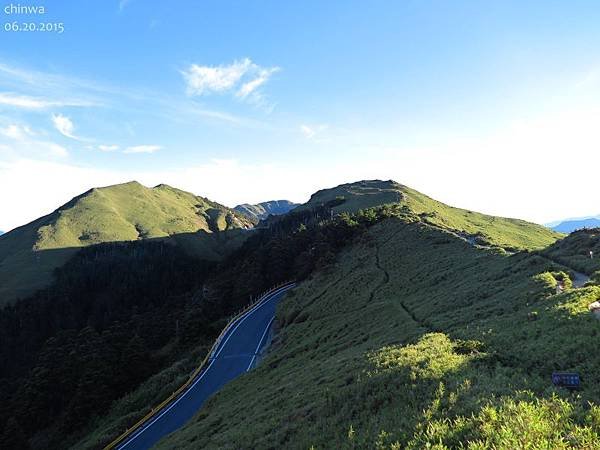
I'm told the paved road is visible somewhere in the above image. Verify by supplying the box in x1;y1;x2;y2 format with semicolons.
117;284;295;450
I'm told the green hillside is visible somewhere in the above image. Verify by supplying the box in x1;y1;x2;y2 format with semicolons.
300;179;561;251
157;218;600;449
0;181;253;305
542;228;600;276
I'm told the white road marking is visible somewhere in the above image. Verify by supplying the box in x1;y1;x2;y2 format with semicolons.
212;285;289;360
117;284;294;449
247;316;275;371
118;359;216;449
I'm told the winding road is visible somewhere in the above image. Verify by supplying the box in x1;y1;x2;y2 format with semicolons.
114;284;295;450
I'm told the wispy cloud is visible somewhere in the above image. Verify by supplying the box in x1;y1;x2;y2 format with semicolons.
0;122;68;160
300;125;316;139
237;67;280;100
124;145;161;154
182;58;280;105
0;60;269;131
98;144;119;152
0;124;34;140
52;114;79;139
183;59;252;96
0;92;91;109
300;123;328;140
0;62;109;106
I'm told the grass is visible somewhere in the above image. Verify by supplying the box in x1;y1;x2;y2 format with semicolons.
0;181;253;305
300;179;561;251
154;218;600;449
401;185;562;251
542;228;600;275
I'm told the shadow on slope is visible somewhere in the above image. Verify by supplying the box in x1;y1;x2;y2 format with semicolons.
0;228;251;306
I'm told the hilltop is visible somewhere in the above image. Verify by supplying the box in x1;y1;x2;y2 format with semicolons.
298;179;561;251
0;181;253;304
234;200;298;222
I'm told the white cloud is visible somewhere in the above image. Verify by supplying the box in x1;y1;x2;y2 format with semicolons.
300;123;328;140
98;144;119;152
0;124;33;140
237;67;280;99
124;145;161;154
51;114;78;139
45;142;69;158
0;121;68;161
0;92;60;109
300;125;316;138
0;139;68;161
182;58;279;103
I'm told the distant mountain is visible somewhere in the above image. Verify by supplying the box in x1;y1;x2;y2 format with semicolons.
551;217;600;234
0;231;4;236
234;200;298;221
0;181;253;305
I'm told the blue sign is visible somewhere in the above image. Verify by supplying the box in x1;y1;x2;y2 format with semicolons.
552;372;580;389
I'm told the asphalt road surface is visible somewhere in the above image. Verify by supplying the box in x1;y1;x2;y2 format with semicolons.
117;284;295;450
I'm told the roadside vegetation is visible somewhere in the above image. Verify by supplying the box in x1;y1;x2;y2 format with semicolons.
156;219;600;449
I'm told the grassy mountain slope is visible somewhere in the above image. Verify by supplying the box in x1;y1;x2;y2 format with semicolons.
300;179;561;251
234;200;298;222
157;218;600;449
0;181;253;305
542;228;600;275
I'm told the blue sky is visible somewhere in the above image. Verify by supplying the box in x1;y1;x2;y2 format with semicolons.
2;0;600;231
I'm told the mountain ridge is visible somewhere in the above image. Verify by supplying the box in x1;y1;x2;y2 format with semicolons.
0;181;253;304
296;179;561;251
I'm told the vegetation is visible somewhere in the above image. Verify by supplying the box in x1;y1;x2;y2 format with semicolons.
0;179;578;449
0;242;216;449
1;199;406;449
297;179;561;251
542;228;600;275
155;218;600;449
0;181;253;305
